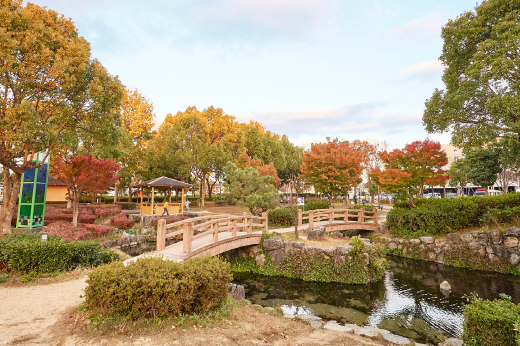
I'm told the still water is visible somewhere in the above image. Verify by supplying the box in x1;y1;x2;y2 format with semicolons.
232;258;520;343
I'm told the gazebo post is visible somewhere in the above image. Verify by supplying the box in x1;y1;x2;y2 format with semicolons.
169;188;172;203
181;188;185;213
151;187;155;215
140;188;143;214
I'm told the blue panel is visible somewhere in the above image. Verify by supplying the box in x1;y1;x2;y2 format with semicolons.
23;167;35;182
37;164;48;183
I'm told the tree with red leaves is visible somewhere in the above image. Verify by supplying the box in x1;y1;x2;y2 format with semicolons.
300;138;365;205
235;151;281;188
51;155;120;226
371;139;449;207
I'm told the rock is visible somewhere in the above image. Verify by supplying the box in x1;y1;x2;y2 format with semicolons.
336;244;353;255
505;237;519;248
486;246;494;254
511;254;520;265
388;242;398;250
333;231;342;238
435;238;446;247
470;230;484;238
419;236;434;244
492;246;509;259
307;226;326;241
440;280;451;291
292;241;304;248
378;225;388;233
505;228;520;237
461;234;473;242
103;241;113;248
436;254;444;264
443;338;463;346
303;246;321;256
478;247;486;255
321;248;335;257
468;241;481;250
298;314;322;322
486;230;503;245
228;284;245;300
308;320;322;328
381;333;410;345
263;238;284;251
130;242;138;247
352;325;389;337
323;321;355;332
446;233;461;243
410;239;421;245
255;254;265;266
489;253;496;261
269;249;285;265
283;313;294;319
428;252;436;261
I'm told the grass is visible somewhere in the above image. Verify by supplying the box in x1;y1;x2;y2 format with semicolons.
279;232;352;249
0;267;91;287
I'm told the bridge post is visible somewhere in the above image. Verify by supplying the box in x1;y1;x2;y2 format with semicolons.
262;212;268;233
183;222;193;253
213;222;218;242
297;209;302;226
232;219;237;236
360;209;365;223
248;218;253;234
157;219;166;251
309;210;314;229
344;210;348;223
329;207;333;224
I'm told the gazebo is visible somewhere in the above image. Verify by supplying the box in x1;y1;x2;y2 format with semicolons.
133;177;193;215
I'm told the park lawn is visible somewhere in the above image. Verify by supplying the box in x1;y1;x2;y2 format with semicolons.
280;232;353;250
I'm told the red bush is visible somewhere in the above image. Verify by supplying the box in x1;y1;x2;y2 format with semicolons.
82;224;115;237
110;212;133;229
43;222;92;242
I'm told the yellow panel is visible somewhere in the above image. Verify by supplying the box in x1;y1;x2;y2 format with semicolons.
46;186;68;202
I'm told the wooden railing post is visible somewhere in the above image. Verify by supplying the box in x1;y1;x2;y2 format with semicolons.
357;209;362;223
183;222;193;254
262;212;268;233
309;210;314;229
232;219;237;236
297;209;302;226
212;222;218;242
248;218;253;234
360;209;365;223
156;219;166;251
374;208;379;225
329;207;333;224
344;209;348;223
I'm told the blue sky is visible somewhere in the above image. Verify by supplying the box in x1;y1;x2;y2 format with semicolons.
27;0;480;149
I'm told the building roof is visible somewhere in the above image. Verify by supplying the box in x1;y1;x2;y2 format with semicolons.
133;176;193;189
48;175;66;186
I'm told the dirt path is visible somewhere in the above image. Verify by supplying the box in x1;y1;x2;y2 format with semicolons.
0;277;387;346
0;278;87;345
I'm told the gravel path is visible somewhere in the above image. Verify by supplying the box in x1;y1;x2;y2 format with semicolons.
0;278;87;345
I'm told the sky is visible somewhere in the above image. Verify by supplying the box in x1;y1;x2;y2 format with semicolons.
27;0;480;149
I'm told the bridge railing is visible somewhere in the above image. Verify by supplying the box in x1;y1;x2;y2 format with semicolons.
156;213;268;253
297;208;378;228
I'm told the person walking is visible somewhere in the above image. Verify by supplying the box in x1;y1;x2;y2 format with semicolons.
185;199;190;212
353;195;357;205
162;201;169;216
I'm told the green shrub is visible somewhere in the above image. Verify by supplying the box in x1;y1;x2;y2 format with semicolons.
0;233;119;273
303;202;329;211
463;294;520;346
349;204;374;211
85;256;232;319
480;206;520;225
348;236;365;255
113;202;137;210
393;201;410;209
268;208;296;227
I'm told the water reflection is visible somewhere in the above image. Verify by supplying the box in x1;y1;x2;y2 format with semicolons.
233;257;520;342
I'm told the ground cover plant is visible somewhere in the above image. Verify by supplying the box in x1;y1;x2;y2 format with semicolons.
463;293;520;346
85;256;232;319
43;222;115;242
0;233;119;274
110;212;134;229
387;193;520;238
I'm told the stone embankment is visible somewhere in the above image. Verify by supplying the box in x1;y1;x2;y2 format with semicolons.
377;227;520;273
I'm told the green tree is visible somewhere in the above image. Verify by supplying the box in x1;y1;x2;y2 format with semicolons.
490;138;520;193
423;0;520;151
448;158;470;188
223;162;279;216
0;1;123;234
465;149;501;195
277;135;304;197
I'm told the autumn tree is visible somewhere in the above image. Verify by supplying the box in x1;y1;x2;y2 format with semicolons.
223;162;279;216
235;151;281;187
423;0;520;151
278;136;304;198
51;155;119;226
0;1;123;234
353;140;389;203
300;138;364;205
371;140;449;207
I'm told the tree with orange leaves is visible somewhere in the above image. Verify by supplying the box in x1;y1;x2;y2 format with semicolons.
300;138;364;205
235;151;281;187
370;139;449;207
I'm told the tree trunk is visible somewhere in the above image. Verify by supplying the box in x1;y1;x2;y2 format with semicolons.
0;168;21;235
200;178;205;207
114;184;119;203
66;190;72;209
484;185;489;196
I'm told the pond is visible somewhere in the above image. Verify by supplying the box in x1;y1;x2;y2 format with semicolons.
232;257;520;343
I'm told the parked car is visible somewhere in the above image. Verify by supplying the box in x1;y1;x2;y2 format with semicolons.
445;193;457;198
422;193;441;198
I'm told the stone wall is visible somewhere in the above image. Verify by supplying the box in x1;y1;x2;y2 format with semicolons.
377;227;520;274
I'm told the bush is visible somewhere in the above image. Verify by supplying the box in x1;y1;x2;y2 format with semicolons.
393;201;410;209
463;294;520;346
84;256;232;319
303;202;329;211
113;202;137;210
349;236;365;255
110;212;133;229
0;233;119;273
480;206;520;226
268;208;296;227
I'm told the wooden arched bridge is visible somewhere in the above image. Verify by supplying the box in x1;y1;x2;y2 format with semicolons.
124;207;379;265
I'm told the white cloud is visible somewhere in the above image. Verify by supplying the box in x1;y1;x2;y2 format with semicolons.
394;60;444;81
385;12;446;45
194;0;340;36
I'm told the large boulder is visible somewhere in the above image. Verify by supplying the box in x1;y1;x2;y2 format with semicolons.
505;227;520;237
440;280;451;291
270;249;285;265
486;230;503;245
419;236;434;244
307;226;326;241
263;238;284;251
228;283;245;300
336;244;353;255
446;233;461;243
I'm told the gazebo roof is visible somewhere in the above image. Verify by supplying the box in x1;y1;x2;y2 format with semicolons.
133;176;193;189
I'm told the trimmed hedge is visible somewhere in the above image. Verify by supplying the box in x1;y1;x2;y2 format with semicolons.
481;206;520;225
0;233;119;273
84;256;232;319
303;202;329;211
387;193;520;237
463;294;520;346
268;208;296;227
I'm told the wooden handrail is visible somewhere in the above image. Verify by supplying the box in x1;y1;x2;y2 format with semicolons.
157;213;268;252
298;208;379;226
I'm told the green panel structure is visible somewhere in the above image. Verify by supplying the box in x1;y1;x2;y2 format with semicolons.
17;152;50;231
